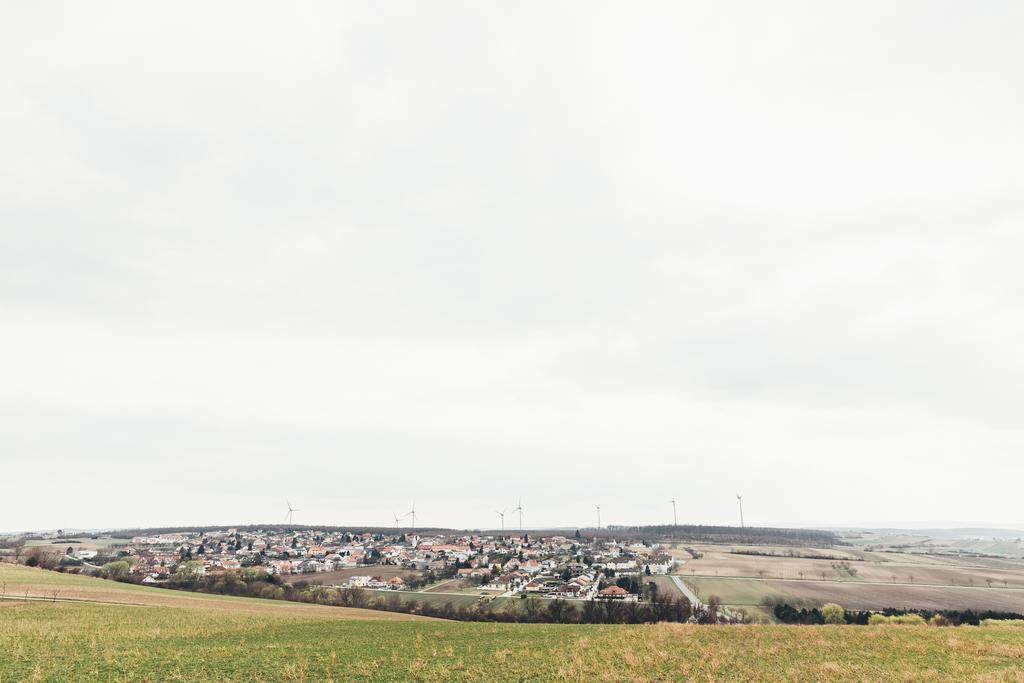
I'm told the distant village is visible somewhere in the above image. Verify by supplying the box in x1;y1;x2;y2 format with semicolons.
74;528;676;601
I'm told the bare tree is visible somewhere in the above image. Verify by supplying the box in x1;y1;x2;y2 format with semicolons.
601;599;623;624
347;588;368;608
548;599;570;623
699;596;721;624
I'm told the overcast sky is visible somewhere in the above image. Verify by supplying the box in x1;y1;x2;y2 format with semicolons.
2;2;1023;533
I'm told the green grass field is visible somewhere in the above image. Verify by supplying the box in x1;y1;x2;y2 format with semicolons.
685;576;792;606
4;566;1024;681
0;563;152;591
4;601;1024;681
0;564;423;619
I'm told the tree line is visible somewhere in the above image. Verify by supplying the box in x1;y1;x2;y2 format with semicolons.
626;525;839;546
153;571;708;624
772;602;1024;626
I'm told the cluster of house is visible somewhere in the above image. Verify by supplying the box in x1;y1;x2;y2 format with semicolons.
121;528;675;600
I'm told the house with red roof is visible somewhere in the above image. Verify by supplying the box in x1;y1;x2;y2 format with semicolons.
597;585;636;601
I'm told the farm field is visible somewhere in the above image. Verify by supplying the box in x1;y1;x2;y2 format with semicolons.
420;578;504;597
674;542;1024;613
681;544;1024;580
845;532;1024;559
644;575;682;597
422;578;460;592
4;600;1024;681
403;590;504;608
0;564;422;620
683;577;789;607
685;575;1024;613
287;566;418;586
680;550;1024;588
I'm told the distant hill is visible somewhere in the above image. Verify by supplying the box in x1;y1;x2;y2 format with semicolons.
608;525;840;546
833;527;1024;540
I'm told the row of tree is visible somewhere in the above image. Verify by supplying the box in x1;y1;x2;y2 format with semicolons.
772;602;1024;626
156;570;711;624
625;525;839;546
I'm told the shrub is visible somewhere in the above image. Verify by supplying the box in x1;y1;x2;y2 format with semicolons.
981;619;1024;627
99;561;131;580
870;614;926;626
822;603;845;625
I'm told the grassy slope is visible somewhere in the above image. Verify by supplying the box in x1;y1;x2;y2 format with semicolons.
3;602;1024;682
5;566;1024;680
0;564;421;619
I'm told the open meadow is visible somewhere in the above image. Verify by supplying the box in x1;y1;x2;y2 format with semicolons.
4;599;1024;681
0;564;423;620
3;566;1024;681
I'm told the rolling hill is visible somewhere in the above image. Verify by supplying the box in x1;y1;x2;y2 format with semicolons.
2;565;1024;681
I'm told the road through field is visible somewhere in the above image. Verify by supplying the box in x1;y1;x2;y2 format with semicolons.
670;575;703;608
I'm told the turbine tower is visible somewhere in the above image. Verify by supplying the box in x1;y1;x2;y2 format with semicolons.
496;508;506;532
595;504;601;530
736;493;745;528
407;502;417;532
670;498;677;527
285;500;298;526
512;498;523;531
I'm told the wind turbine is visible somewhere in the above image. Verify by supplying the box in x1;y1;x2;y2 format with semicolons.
736;493;745;528
406;502;416;532
496;508;506;532
285;500;298;526
670;498;677;527
512;498;523;531
595;504;601;530
392;511;406;529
